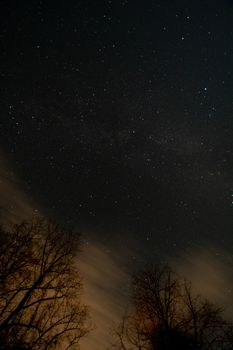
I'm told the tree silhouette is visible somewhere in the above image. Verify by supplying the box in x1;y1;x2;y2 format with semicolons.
112;265;233;350
0;218;90;350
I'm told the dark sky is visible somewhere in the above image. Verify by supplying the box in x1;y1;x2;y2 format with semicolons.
1;0;233;268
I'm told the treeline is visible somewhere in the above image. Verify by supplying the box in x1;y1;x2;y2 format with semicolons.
0;218;232;350
111;266;233;350
0;219;89;350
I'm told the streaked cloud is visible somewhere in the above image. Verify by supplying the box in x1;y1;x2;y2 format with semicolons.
0;151;37;222
172;244;233;318
79;243;129;350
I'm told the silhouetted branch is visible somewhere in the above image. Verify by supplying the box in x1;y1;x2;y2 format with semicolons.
112;265;233;350
0;217;90;350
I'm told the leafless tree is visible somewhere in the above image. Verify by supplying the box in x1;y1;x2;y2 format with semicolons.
0;218;90;350
112;265;233;350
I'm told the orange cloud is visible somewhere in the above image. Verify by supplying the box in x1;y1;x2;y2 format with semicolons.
172;244;233;318
78;243;129;350
0;151;38;222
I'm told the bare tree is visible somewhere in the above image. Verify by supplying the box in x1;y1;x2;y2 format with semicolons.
0;218;90;350
112;265;233;350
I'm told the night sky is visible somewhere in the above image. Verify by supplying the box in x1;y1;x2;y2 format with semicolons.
1;1;233;347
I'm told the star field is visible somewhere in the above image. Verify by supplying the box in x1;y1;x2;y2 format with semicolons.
1;0;233;267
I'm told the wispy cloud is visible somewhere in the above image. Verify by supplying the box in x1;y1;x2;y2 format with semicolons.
172;244;233;318
78;243;129;350
0;151;37;222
